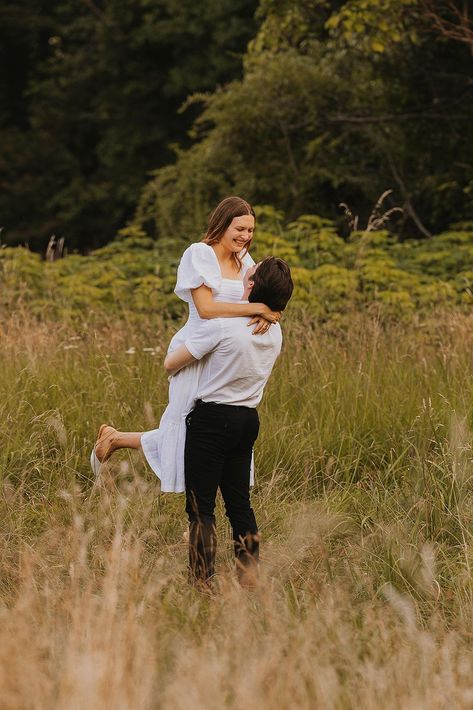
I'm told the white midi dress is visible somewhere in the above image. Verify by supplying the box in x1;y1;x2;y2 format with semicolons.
141;242;255;493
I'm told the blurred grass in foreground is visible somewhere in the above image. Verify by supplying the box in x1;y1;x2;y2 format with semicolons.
2;311;473;707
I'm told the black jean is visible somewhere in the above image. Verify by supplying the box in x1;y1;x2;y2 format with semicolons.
184;399;260;583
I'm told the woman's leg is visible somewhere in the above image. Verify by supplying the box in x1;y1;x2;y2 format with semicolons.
94;425;143;462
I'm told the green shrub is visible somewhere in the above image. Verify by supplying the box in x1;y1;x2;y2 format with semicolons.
3;210;473;323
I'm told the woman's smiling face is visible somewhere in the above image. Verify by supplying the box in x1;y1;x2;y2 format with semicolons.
219;214;255;253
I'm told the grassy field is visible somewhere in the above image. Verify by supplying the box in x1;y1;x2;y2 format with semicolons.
2;309;473;708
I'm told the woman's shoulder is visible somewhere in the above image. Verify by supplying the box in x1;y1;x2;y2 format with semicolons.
182;241;215;258
175;241;221;301
179;242;219;272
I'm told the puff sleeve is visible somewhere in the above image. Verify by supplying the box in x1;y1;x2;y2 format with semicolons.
241;250;255;273
174;243;222;303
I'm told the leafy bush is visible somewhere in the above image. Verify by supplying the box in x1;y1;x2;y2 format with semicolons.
2;213;473;323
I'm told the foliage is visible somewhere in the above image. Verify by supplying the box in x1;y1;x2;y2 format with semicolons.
2;210;473;323
0;0;258;251
135;0;473;241
0;225;181;320
2;0;472;255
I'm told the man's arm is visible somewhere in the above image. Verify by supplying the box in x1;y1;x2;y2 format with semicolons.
164;345;197;377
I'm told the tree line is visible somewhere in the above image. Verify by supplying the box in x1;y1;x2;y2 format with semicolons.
1;0;472;253
0;0;258;250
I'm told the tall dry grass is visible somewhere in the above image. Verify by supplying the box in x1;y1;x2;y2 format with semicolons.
2;310;473;708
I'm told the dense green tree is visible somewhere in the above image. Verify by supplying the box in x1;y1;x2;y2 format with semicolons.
2;0;472;253
0;1;63;245
136;0;473;242
0;0;258;251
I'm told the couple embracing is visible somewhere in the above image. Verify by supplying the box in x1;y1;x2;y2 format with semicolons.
91;196;294;587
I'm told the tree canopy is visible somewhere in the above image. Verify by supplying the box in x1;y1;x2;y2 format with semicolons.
0;0;258;250
137;0;473;244
1;0;472;252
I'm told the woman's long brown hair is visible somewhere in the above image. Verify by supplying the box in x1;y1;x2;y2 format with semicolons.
202;196;256;271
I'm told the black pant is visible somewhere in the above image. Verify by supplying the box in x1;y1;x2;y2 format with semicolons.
184;399;260;583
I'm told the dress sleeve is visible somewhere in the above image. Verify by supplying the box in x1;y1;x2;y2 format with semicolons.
241;250;255;273
174;243;222;303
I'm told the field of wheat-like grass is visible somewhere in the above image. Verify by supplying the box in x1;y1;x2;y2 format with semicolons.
2;311;473;708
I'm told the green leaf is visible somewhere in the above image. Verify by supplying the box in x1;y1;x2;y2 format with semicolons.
371;41;385;53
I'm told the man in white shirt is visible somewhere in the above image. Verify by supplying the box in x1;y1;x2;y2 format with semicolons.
164;256;294;587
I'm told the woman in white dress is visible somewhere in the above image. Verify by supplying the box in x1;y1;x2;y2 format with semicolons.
91;196;279;491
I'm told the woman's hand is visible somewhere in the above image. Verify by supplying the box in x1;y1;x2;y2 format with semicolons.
247;311;282;335
255;304;281;323
248;317;270;334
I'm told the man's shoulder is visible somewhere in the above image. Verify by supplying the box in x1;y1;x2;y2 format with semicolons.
268;322;283;348
222;318;282;345
192;318;225;345
196;318;225;333
185;318;224;360
219;316;252;336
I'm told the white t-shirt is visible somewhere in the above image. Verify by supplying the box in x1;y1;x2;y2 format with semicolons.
184;317;282;408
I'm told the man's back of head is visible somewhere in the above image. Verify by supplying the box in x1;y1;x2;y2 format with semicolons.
248;256;294;312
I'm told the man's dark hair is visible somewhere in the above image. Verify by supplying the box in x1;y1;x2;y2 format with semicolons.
248;256;294;311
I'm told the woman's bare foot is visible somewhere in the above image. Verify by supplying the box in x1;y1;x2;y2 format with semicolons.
94;425;118;463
